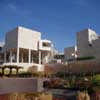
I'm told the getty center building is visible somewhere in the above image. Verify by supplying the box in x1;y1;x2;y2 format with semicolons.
0;26;53;71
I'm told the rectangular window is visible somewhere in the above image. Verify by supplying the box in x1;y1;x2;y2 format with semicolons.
89;43;92;47
0;47;2;51
42;42;51;47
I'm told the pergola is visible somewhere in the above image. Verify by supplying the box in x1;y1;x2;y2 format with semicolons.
0;65;23;76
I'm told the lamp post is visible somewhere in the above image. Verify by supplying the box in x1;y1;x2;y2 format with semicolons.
64;61;68;79
64;46;78;84
70;46;78;86
65;61;72;85
71;45;78;62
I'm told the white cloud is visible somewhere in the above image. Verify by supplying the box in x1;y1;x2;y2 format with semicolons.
6;3;32;18
7;3;17;11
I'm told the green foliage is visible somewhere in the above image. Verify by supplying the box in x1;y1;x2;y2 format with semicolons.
4;70;16;75
18;71;45;78
77;56;95;61
54;71;66;78
25;92;42;97
32;72;45;77
92;75;100;86
87;74;100;94
18;72;32;77
68;56;95;61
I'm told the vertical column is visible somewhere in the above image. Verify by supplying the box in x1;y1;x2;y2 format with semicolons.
10;50;12;63
22;53;23;63
4;51;6;63
39;50;41;64
29;49;31;63
17;48;19;64
32;53;33;63
32;57;33;63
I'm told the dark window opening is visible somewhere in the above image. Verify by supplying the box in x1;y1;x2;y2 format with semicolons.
42;42;51;47
54;55;65;59
89;43;92;47
0;47;2;51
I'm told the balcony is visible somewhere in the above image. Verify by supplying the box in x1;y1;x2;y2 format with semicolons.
39;40;51;51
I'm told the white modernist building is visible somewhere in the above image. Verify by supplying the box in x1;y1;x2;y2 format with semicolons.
0;26;53;71
64;28;100;62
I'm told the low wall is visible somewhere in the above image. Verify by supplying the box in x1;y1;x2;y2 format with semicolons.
0;78;44;94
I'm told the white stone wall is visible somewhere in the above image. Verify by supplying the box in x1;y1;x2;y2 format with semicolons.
92;38;100;60
18;27;41;50
39;39;51;51
64;28;100;62
0;42;4;52
1;26;52;72
4;26;41;51
77;29;97;57
4;27;18;50
64;46;75;60
0;42;4;47
77;29;90;57
88;29;98;43
0;78;44;94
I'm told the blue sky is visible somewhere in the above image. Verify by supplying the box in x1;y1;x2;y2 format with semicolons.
0;0;100;52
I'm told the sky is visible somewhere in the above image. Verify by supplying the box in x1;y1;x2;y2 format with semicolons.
0;0;100;52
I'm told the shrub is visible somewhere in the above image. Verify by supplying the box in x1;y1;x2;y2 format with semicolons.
18;72;32;77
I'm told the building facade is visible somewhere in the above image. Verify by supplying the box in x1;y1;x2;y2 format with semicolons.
64;46;75;61
64;28;100;62
0;42;4;64
0;26;53;71
50;53;65;64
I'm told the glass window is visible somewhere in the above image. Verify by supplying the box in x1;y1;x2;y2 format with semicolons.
0;47;2;51
42;42;51;47
89;43;92;47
